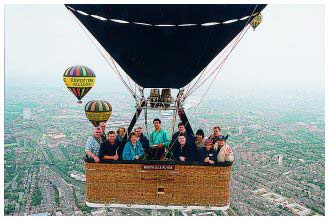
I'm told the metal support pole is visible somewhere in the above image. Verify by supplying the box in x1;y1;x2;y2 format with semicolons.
126;100;146;136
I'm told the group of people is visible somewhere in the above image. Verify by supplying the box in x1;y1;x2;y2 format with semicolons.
85;119;234;165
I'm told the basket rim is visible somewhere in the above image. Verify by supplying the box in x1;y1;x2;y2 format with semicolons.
84;157;233;167
85;201;230;211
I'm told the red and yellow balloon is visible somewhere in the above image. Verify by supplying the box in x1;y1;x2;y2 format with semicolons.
63;65;96;104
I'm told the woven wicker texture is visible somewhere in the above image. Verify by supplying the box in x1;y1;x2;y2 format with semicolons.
85;162;232;207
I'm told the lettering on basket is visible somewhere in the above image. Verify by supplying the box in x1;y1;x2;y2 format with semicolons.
141;164;175;170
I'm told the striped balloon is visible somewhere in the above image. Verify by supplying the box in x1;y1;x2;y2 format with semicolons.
63;65;96;103
85;100;112;126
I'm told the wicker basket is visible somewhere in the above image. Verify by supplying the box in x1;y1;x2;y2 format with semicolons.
85;162;232;209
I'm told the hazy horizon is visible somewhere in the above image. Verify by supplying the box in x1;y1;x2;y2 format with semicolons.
4;4;325;95
3;5;325;217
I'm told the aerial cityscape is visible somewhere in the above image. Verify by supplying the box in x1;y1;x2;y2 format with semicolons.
4;83;325;216
3;3;325;217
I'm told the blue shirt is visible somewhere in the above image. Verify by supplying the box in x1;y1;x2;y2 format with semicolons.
122;141;144;161
85;136;101;158
149;129;170;148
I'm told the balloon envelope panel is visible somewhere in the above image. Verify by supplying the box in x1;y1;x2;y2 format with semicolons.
85;100;112;126
63;65;96;100
66;4;266;88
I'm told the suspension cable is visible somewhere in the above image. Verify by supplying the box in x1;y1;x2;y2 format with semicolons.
183;38;237;97
108;55;139;99
165;5;260;159
165;26;250;160
183;5;259;99
171;110;178;135
184;6;256;97
68;9;140;101
184;24;247;98
184;24;250;98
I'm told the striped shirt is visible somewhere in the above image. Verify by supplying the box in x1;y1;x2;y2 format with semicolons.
85;136;101;157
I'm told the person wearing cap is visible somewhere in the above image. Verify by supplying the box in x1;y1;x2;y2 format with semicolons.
85;126;103;163
195;129;205;149
199;139;217;165
213;136;234;162
208;126;224;144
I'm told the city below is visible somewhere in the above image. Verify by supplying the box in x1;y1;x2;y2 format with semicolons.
4;84;325;216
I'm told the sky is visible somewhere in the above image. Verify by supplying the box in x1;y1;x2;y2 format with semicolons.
4;4;325;95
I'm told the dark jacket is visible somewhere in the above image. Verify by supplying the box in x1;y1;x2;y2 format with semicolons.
116;134;127;149
138;133;150;151
99;140;123;160
172;142;199;162
199;148;218;164
170;131;195;150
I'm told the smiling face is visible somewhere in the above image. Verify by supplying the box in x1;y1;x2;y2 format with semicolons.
178;125;185;133
99;122;106;132
178;135;186;145
108;133;116;143
217;140;225;147
196;134;203;141
213;128;221;137
93;127;102;138
119;128;125;137
205;142;212;151
135;128;142;137
130;134;137;144
153;121;161;130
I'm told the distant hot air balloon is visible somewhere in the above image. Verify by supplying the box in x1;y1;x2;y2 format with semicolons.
85;100;112;126
63;65;96;104
250;13;263;30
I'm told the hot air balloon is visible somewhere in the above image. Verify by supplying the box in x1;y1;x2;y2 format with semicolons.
85;100;112;126
65;4;266;211
63;65;96;104
250;13;263;30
